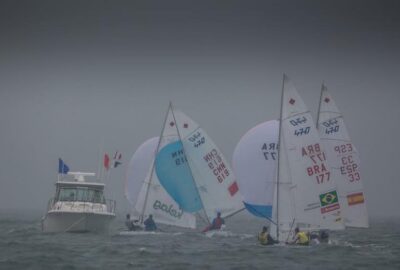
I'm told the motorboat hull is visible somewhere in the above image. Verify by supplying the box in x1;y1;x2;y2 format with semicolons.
42;211;115;233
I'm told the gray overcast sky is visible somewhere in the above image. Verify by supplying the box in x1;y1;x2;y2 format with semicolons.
0;0;399;218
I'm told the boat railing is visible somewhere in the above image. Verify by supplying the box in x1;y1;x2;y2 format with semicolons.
47;197;55;212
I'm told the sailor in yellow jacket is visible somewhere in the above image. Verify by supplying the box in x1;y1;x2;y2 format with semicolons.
287;227;309;246
258;226;278;245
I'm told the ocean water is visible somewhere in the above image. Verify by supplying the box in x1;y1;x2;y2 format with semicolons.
1;211;399;270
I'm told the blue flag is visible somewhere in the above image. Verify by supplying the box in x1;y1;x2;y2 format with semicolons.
58;158;70;174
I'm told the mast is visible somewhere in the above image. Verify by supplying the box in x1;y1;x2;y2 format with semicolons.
139;103;172;222
170;103;211;226
316;82;325;127
276;73;286;240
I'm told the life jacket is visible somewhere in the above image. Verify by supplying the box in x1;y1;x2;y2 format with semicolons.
297;231;309;244
258;232;268;245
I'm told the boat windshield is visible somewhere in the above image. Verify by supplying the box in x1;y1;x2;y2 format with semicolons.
57;187;105;203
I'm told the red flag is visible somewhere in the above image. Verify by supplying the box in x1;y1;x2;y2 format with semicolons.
104;153;110;170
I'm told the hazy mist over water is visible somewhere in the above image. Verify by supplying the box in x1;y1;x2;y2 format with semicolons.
0;0;400;221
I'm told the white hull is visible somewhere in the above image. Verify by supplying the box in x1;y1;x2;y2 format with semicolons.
42;211;115;233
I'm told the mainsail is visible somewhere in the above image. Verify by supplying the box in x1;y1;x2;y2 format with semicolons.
155;103;244;224
232;120;279;219
125;136;196;229
317;84;369;228
271;75;344;241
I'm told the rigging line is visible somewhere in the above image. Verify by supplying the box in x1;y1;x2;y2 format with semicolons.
223;207;246;220
140;103;172;223
285;218;296;243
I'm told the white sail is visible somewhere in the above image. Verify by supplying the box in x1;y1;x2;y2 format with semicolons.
317;85;369;228
154;104;244;223
125;137;159;207
271;75;344;241
232;120;278;219
126;137;196;229
172;108;245;221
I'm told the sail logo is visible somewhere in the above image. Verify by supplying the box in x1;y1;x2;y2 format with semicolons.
289;116;307;126
325;126;339;134
188;131;206;148
319;190;340;214
153;200;184;219
294;127;310;136
322;118;338;128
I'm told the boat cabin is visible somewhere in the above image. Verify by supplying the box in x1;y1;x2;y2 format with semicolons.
55;181;106;204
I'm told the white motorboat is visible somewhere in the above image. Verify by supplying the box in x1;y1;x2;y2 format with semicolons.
42;172;116;233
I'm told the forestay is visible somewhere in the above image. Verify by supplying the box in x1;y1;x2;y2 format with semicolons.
126;137;196;229
317;85;369;228
271;75;344;241
232;120;279;219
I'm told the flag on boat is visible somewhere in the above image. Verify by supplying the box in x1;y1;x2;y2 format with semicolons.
104;153;110;170
58;158;70;174
113;151;122;168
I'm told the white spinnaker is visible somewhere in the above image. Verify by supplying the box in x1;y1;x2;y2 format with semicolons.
172;108;245;221
232;120;278;219
317;85;369;228
126;136;196;229
125;137;159;206
271;76;344;241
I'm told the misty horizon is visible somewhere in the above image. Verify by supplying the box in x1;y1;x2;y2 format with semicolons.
1;0;399;219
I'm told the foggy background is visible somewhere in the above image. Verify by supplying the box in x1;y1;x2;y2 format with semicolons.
0;0;399;219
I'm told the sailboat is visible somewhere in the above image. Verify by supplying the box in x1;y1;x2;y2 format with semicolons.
232;76;344;243
125;103;244;230
317;84;369;228
269;75;344;242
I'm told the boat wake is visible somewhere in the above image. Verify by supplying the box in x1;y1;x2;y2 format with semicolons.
117;231;183;236
204;230;253;239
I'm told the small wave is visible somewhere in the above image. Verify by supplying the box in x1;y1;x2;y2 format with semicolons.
117;231;183;237
204;230;254;239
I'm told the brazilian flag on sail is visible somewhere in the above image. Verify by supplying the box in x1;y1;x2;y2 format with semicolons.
319;190;340;214
319;190;338;206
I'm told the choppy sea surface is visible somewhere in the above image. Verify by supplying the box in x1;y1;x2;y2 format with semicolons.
1;210;399;270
